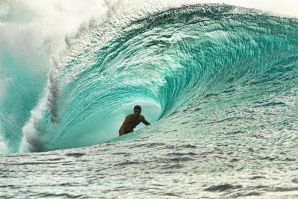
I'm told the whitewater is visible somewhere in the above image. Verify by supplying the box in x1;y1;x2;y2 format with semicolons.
1;0;298;198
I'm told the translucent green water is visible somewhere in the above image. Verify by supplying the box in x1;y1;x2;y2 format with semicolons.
16;4;298;152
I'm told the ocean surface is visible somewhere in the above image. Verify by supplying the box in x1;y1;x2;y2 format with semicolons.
1;1;298;198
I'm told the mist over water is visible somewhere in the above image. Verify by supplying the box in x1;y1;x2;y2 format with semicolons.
0;0;116;153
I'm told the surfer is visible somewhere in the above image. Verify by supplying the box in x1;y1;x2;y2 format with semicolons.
119;105;150;136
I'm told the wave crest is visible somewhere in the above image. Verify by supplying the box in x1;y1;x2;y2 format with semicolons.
20;4;298;152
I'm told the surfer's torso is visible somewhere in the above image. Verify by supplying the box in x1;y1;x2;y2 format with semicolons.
123;114;143;132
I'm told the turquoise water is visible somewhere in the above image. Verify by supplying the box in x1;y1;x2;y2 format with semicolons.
3;4;298;153
1;2;298;198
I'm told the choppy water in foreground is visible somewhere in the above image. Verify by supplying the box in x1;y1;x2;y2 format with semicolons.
1;136;298;198
1;2;298;198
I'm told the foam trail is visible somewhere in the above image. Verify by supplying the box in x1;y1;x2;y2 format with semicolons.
0;135;8;154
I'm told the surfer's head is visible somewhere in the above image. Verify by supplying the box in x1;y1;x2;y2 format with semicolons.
134;105;141;116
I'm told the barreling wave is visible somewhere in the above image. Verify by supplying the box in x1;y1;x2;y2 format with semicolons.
15;4;298;152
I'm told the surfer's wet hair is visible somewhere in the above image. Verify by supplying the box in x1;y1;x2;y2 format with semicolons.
134;105;141;112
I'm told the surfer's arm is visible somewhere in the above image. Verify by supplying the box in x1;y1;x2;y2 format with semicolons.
119;128;125;136
141;116;150;126
119;116;130;136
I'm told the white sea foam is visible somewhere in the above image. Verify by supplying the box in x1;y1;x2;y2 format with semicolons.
0;134;8;154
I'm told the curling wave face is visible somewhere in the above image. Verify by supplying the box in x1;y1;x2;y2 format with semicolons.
2;4;298;153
